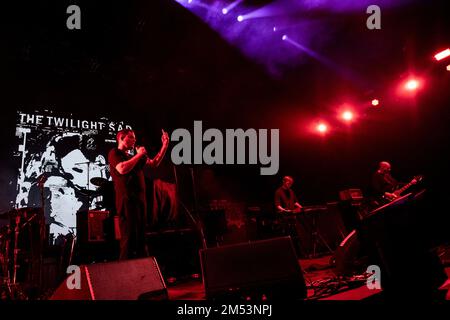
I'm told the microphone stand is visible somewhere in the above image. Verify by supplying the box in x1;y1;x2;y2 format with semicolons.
173;165;207;250
74;161;92;212
74;160;107;210
35;175;47;293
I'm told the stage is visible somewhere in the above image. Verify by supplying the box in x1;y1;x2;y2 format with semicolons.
2;0;450;304
165;255;382;301
48;253;450;301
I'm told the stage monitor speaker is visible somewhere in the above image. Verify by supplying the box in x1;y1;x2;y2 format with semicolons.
333;229;367;276
339;189;363;201
200;237;306;301
50;257;167;300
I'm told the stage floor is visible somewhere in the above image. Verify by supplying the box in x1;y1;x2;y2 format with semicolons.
48;254;450;301
166;255;450;301
166;255;380;300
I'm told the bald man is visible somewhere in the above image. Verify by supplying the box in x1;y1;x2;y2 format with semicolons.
372;161;399;201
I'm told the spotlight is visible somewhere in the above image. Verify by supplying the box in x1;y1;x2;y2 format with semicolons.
447;64;450;71
397;77;424;97
222;0;244;16
341;111;354;122
237;15;244;22
405;79;419;91
371;99;379;106
316;123;328;133
434;48;450;61
282;35;287;41
273;27;277;32
188;0;193;3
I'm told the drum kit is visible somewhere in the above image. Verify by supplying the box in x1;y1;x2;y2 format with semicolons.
83;177;115;212
0;207;45;299
0;171;113;299
74;160;114;211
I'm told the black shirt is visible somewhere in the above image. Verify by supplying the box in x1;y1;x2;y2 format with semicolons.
372;171;398;198
108;148;147;210
275;187;298;211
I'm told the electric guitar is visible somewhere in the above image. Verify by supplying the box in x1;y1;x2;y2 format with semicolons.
383;175;423;201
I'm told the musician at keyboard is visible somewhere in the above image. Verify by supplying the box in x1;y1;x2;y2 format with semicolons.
275;176;303;214
274;175;304;256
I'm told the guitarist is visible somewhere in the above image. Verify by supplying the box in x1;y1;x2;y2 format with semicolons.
371;161;419;203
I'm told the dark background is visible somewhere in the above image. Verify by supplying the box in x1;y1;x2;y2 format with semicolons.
1;1;449;243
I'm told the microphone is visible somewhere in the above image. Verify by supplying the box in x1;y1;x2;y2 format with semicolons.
134;145;148;160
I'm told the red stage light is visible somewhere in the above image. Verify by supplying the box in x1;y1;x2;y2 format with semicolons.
434;48;450;61
316;123;328;133
371;99;379;106
341;111;353;121
404;79;419;91
397;76;424;98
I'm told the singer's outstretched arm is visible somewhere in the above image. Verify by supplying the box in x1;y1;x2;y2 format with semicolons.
146;129;169;168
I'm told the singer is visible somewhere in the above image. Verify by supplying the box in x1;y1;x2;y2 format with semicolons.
108;128;169;260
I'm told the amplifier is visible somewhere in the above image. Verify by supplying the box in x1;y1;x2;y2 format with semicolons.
339;189;363;201
76;210;110;242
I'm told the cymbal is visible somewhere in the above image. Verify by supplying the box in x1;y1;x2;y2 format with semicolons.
90;177;108;187
75;161;107;166
78;189;99;196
